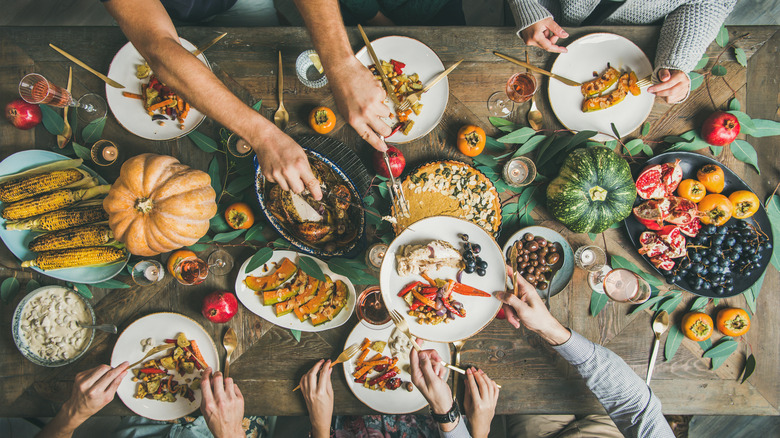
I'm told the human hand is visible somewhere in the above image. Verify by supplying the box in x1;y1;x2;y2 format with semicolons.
648;69;690;104
252;132;323;200
300;360;334;438
64;362;129;423
463;367;499;438
495;267;571;345
200;367;244;438
409;348;453;416
327;56;393;152
520;18;569;53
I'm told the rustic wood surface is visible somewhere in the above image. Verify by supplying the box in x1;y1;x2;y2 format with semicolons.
0;25;778;418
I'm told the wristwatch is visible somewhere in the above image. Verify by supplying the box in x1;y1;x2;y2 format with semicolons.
430;398;460;424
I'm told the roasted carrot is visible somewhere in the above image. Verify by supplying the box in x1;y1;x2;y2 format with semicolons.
353;364;374;379
177;98;184;113
189;340;208;368
360;338;371;350
355;349;369;367
148;98;175;112
122;91;143;100
420;272;437;286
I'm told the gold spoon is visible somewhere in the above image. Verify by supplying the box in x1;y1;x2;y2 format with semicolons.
646;310;669;385
223;327;237;379
527;95;543;131
273;51;289;131
56;67;73;149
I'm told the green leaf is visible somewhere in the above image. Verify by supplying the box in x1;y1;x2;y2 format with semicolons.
657;292;683;315
252;100;263;111
92;279;131;289
244;247;274;273
711;64;727;77
703;338;738;358
710;145;723;156
664;324;684;361
605;140;618;149
1;277;20;304
744;273;764;314
694;54;710;70
712;299;720;306
186;243;211;252
641;143;654;157
212;228;247;243
512;134;548;158
740;353;756;383
734;47;747;67
208;156;221;200
624;138;644;156
72;142;91;161
26;279;41;293
81;118;106;144
225;177;254;195
496;127;536;144
290;329;301;343
629;295;665;315
298;256;325;281
590;291;609;316
40;105;64;136
472;154;498;167
730;140;760;174
712;351;732;370
73;283;93;299
698;338;712;351
715;25;729;47
610;123;621;139
485;136;505;151
749;119;780;137
245;223;265;242
641;122;650;136
666;130;709;152
690;296;710;311
689;72;704;91
489;117;516;128
729;98;741;111
587;233;597;241
610;255;664;288
766;195;780;271
498;125;517;133
727;110;756;133
188;131;220;153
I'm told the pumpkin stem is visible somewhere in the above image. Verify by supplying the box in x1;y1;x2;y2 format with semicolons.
589;186;608;201
135;197;154;213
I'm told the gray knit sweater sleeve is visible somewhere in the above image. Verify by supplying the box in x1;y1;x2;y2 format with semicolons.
508;0;553;35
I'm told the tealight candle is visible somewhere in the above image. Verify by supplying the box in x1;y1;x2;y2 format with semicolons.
235;139;251;154
90;140;120;166
502;156;536;187
102;145;118;161
365;243;388;271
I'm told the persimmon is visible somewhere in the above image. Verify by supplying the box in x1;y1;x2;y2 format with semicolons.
677;179;707;203
225;202;255;230
696;164;725;194
167;249;197;276
681;312;713;341
457;125;486;157
309;106;336;134
728;190;759;219
716;307;750;337
698;194;733;226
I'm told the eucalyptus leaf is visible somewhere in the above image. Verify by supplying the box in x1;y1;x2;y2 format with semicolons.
749;119;780;137
715;25;729;47
186;243;211;252
702;338;738;358
290;329;302;342
252;100;263;111
225;177;254;195
485;136;506;151
298;256;325;281
208;157;222;199
711;64;727;76
740;353;756;383
212;228;247;243
664;324;684;361
641;122;650;136
512;134;547;158
26;279;41;293
188;131;220;153
711;353;729;370
72;142;92;161
657;292;683;315
498;125;517;133
744;273;764;314
624;138;644;156
537;136;575;169
710;145;723;156
92;279;131;289
734;47;747;67
610;123;621;139
472;154;498;167
727;111;756;133
244;247;274;273
73;283;93;299
40;105;64;136
587;233;597;241
641;143;654;157
689;72;704;91
730;140;760;174
694;55;710;70
698;338;712;351
690;296;710;311
489;117;516;127
245;223;265;242
629;295;664;315
1;277;20;304
590;291;609;316
766;195;780;271
496;127;536;144
729;98;741;111
81;118;106;143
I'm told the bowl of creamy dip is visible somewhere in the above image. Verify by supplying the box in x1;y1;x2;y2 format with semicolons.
12;285;96;367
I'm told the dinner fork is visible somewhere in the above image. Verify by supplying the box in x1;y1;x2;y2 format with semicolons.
636;74;654;88
397;59;463;112
292;342;362;392
128;343;175;369
389;310;466;375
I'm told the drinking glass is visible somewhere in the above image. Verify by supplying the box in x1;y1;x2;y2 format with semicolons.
602;268;651;304
19;73;106;123
207;249;234;276
90;140;119;166
486;72;538;118
131;260;165;286
170;249;235;285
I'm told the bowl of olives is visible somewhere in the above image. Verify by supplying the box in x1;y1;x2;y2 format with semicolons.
502;226;575;299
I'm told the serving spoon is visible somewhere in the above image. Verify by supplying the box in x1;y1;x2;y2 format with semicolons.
77;322;117;334
223;327;237;379
273;51;289;131
646;310;669;385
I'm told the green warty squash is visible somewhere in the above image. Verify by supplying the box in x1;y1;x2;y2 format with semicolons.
546;146;636;233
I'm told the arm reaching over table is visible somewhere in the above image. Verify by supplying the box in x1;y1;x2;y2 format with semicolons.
200;367;245;438
300;359;335;438
495;270;674;438
102;0;322;200
293;0;394;151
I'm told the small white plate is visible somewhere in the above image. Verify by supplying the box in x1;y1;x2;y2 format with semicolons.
502;226;575;299
106;38;208;140
342;321;450;414
356;36;448;143
380;216;503;343
234;250;356;332
110;312;219;421
548;33;655;142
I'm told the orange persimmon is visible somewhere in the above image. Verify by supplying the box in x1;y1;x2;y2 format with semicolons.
167;249;197;276
225;202;255;230
728;190;759;219
457;125;486;157
309;106;336;134
681;312;713;341
697;164;725;194
698;194;733;226
716;307;750;337
677;179;707;203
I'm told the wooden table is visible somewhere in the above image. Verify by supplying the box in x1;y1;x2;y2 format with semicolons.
0;25;778;418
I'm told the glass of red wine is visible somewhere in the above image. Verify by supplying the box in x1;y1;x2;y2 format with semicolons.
486;72;538;118
19;73;106;123
171;250;234;286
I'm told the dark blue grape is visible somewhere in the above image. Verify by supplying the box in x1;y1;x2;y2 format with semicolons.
477;260;488;270
464;265;475;274
691;253;702;263
704;225;717;234
732;244;743;253
716;226;727;235
714;286;725;295
471;243;481;254
713;235;725;245
743;269;753;277
708;254;719;264
718;259;730;268
725;237;736;247
466;260;476;269
464;252;474;262
724;284;734;292
476;268;486;277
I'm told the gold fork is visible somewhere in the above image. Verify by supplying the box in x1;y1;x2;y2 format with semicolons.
397;59;463;112
389;310;466;375
292;343;362;392
451;340;466;397
636;74;653;88
128;343;175;369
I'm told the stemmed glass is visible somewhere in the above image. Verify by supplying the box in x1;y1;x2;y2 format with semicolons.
486;72;538;118
19;73;106;123
170;249;235;285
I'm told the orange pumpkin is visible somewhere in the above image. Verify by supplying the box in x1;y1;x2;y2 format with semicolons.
103;153;217;256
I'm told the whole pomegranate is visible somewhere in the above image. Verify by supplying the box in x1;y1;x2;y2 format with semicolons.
373;146;406;178
701;111;740;146
5;99;42;130
202;290;238;323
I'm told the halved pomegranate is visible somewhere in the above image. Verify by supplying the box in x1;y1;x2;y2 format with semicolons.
658;225;686;256
636;164;666;199
666;196;699;225
678;216;701;237
638;231;669;258
650;254;676;271
633;199;671;230
639;231;658;246
660;160;683;195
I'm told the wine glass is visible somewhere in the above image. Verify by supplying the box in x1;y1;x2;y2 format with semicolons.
170;250;235;285
19;73;106;123
486;72;538;118
207;249;234;276
602;269;651;304
131;260;165;286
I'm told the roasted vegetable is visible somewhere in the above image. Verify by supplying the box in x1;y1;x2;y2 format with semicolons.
21;246;127;270
1;185;110;221
0;159;95;203
581;66;620;97
28;223;113;252
582;72;630;112
5;203;109;231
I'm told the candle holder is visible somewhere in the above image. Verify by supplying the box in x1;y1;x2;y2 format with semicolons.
130;260;165;286
90;139;119;166
502;156;536;187
365;243;388;272
295;49;328;89
226;133;253;158
356;286;390;327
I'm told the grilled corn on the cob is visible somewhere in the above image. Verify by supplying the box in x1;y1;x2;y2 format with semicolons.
21;246;127;270
28;224;114;252
5;204;109;231
0;168;89;203
1;185;110;221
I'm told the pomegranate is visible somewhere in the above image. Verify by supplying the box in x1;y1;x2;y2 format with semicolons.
638;232;669;258
678;216;701;237
650;254;675;271
373;146;406;178
639;231;658;246
660;160;683;195
633;199;670;230
666;197;699;225
5;99;42;130
701;111;740;146
202;290;238;323
496;307;507;320
636;164;665;199
657;225;686;258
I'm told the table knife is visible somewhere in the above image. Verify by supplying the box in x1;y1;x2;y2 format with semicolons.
357;25;403;108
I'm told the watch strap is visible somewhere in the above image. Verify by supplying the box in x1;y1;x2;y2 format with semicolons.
430;398;460;423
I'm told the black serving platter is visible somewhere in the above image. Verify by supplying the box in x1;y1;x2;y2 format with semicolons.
624;151;773;298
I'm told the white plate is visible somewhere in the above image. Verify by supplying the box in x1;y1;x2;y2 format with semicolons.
356;36;448;143
110;312;219;421
342;321;450;414
502;226;575;300
548;33;655;142
0;150;128;284
106;38;208;140
234;250;356;332
380;216;503;343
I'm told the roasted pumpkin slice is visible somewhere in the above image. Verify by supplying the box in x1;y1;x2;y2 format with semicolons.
245;257;297;292
310;280;348;326
628;71;640;96
294;275;334;321
274;273;319;316
582;73;630;112
262;270;308;305
580;66;620;97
